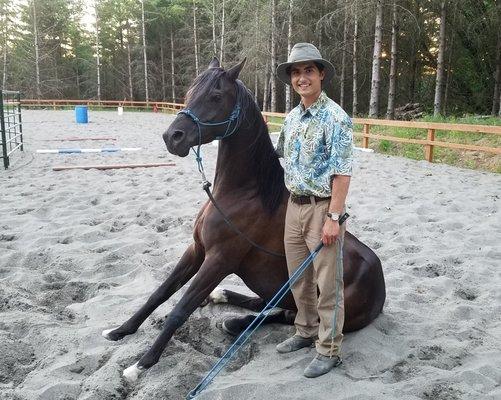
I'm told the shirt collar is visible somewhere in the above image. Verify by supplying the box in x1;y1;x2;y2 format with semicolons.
300;91;327;117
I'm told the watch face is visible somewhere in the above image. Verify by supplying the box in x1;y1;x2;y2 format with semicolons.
328;212;339;221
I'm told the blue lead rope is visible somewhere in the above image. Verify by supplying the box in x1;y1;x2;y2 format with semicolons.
186;213;349;399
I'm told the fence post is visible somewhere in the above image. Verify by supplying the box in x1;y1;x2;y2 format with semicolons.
17;92;24;151
0;91;8;168
362;124;370;149
263;114;268;124
425;128;435;162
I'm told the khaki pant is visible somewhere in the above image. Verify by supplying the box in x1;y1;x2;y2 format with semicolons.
284;197;345;357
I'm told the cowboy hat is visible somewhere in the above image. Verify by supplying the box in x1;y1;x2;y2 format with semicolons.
276;43;335;85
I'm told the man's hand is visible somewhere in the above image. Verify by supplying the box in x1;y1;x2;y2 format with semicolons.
321;219;340;246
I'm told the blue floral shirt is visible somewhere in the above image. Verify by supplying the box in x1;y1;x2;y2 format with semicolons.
276;91;353;197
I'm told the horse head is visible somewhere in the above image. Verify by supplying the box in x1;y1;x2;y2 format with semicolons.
163;57;246;157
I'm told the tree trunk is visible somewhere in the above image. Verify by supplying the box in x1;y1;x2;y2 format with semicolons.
170;28;176;102
2;2;7;88
254;0;259;105
369;0;383;117
33;0;41;99
408;0;421;103
219;0;225;63
254;73;258;104
386;1;398;120
75;66;80;98
193;0;199;76
340;1;348;109
160;38;166;101
141;0;149;103
263;61;269;112
499;82;501;117
270;0;277;113
127;25;133;101
212;0;217;56
443;4;456;116
491;29;501;115
352;5;358;116
433;1;446;117
285;0;293;113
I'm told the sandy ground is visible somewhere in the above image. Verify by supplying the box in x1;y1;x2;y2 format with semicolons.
0;110;500;400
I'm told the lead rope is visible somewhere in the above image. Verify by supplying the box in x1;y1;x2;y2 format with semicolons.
329;231;345;358
186;213;349;399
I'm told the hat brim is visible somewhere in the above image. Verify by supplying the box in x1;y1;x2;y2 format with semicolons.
276;58;335;85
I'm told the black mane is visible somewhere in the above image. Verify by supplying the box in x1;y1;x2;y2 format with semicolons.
234;80;285;215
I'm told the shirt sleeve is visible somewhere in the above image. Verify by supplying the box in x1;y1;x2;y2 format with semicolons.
326;117;353;176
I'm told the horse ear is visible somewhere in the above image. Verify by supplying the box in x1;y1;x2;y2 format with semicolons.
208;57;220;69
227;58;246;81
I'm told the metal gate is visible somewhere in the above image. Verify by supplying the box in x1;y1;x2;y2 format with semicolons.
0;90;23;169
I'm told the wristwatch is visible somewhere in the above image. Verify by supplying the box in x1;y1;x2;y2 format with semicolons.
326;212;340;222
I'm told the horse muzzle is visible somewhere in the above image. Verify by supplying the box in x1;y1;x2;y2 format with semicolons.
163;128;191;157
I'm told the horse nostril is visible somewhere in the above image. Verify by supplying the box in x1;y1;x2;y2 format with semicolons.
172;130;185;143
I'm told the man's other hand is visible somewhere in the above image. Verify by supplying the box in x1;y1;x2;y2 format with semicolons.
321;219;339;246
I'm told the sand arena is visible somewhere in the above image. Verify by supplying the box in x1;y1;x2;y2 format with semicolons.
0;110;499;400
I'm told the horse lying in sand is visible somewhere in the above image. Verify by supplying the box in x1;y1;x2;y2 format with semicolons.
102;58;386;382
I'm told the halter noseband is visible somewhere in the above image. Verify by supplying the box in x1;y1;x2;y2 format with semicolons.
177;103;241;181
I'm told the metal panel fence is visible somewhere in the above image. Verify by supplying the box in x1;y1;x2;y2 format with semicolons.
0;90;23;169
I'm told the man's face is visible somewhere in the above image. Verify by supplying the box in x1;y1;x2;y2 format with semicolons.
290;62;325;101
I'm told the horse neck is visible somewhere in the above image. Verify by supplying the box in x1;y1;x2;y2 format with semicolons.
213;105;269;191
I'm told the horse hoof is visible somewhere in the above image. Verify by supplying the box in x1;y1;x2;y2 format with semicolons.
220;319;242;336
123;362;144;382
102;327;122;341
209;288;228;304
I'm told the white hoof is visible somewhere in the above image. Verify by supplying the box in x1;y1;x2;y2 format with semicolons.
209;288;228;304
101;327;118;340
123;362;143;382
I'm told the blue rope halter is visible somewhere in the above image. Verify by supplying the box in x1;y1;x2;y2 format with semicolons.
177;103;241;182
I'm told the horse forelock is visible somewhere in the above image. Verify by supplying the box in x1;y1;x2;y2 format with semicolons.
185;68;225;105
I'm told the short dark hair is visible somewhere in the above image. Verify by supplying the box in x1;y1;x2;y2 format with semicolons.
286;61;324;76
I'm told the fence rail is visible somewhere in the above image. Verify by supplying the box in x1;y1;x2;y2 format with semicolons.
262;113;501;161
21;98;184;112
20;99;501;162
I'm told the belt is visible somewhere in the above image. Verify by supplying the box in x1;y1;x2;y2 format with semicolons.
290;194;331;205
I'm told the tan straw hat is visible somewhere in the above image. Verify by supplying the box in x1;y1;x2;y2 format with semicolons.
276;43;335;85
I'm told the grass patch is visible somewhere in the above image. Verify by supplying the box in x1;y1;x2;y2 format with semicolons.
354;115;500;173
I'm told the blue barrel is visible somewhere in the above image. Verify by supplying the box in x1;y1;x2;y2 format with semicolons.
75;106;88;123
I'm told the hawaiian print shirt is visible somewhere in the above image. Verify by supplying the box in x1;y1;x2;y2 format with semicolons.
276;91;353;197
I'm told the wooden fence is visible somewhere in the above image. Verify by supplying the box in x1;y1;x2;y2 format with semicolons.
261;113;501;161
21;99;501;163
21;98;184;112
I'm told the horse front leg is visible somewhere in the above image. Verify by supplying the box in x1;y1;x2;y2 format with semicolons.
102;243;204;341
122;255;230;382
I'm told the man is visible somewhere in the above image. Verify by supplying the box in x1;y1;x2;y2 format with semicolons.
275;43;353;378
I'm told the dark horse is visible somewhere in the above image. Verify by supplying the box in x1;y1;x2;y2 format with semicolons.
102;58;386;382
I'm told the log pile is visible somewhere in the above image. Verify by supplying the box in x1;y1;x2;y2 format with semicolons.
394;103;424;120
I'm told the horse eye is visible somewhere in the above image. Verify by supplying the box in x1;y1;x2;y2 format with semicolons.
211;94;222;102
